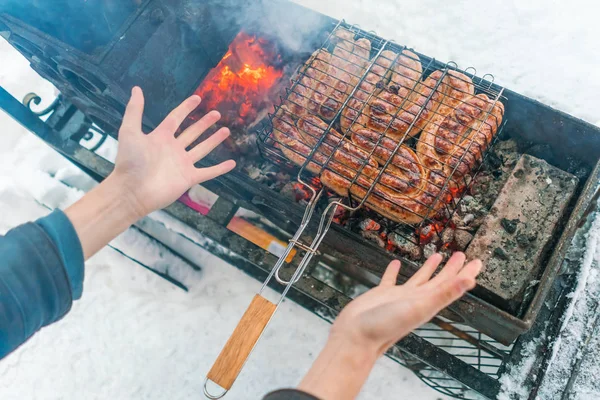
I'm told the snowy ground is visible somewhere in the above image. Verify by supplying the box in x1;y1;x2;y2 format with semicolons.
1;1;599;399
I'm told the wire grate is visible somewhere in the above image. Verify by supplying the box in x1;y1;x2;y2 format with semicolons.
257;21;507;248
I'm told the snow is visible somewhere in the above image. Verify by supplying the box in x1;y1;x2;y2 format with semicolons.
497;335;542;400
495;195;600;400
534;210;600;400
1;1;600;399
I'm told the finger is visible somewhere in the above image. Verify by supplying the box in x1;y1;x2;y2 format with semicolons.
120;86;144;135
178;110;222;148
406;253;443;287
189;127;230;162
154;95;201;135
380;260;401;286
419;273;472;316
457;259;483;282
426;252;466;287
193;160;236;184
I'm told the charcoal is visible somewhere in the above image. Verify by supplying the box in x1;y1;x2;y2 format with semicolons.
493;247;509;261
361;230;385;248
462;214;475;226
359;218;381;231
441;228;455;245
388;232;422;261
500;218;518;234
453;229;474;250
245;165;262;180
279;182;297;201
466;155;578;311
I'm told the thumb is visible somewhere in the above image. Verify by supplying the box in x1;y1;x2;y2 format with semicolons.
120;86;145;136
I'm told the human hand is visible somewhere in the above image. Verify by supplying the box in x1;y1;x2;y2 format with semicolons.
329;252;481;356
65;87;235;260
112;86;235;218
298;253;481;400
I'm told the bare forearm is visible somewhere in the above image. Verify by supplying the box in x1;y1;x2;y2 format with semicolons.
298;338;377;400
65;173;142;260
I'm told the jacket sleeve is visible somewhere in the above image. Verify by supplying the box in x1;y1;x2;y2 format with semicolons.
263;389;320;400
0;210;84;359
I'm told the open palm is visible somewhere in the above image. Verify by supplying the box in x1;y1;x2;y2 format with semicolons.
113;87;235;217
329;252;482;356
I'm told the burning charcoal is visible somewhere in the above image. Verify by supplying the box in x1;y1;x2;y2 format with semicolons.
418;223;443;245
329;198;348;225
361;230;386;248
388;232;422;261
500;218;519;234
423;243;438;259
280;182;311;203
359;218;381;232
453;229;474;250
441;228;455;245
451;211;464;228
462;214;475;226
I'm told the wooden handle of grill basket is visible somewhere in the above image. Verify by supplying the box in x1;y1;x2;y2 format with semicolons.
206;294;277;392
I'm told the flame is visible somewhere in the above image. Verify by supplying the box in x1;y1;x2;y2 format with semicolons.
193;32;284;128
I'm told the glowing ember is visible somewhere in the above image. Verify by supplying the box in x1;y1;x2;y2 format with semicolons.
418;222;445;244
444;186;464;204
332;206;347;225
292;183;312;202
193;32;284;128
359;218;381;231
385;239;395;252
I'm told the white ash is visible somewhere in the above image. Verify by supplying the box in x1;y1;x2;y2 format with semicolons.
361;229;386;248
441;227;455;245
462;214;475;226
388;232;422;261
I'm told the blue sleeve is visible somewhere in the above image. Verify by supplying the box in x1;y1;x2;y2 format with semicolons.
36;210;85;299
0;210;84;359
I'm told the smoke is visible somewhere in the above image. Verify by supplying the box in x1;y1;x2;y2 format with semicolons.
181;0;331;55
